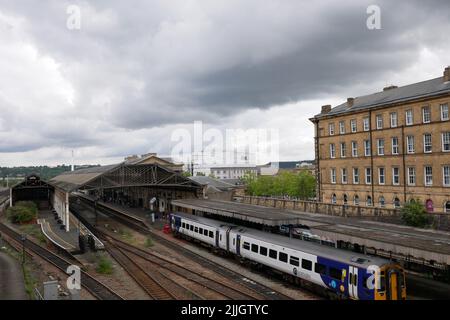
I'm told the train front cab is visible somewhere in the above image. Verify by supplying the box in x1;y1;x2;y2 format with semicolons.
374;264;406;300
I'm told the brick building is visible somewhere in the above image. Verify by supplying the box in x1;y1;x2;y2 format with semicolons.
310;67;450;213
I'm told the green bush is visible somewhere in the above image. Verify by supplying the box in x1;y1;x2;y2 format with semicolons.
401;200;429;228
144;236;154;248
7;201;38;224
96;257;113;274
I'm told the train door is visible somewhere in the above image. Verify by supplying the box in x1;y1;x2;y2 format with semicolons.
236;235;241;256
387;269;402;300
173;216;181;231
348;266;359;299
226;227;231;251
215;230;219;247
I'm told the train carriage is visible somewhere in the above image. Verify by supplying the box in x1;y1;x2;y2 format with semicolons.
170;212;406;300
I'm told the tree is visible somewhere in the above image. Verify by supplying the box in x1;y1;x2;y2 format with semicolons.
401;199;429;228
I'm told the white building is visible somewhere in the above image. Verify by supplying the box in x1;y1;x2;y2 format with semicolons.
210;165;257;180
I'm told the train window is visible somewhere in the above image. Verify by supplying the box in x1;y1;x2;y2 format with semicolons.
182;222;185;228
190;225;194;231
243;242;250;250
259;246;267;256
233;238;235;246
301;259;312;271
199;228;203;235
329;267;342;280
289;256;299;266
315;263;327;275
251;244;258;253
269;249;277;259
195;227;199;233
204;229;208;236
209;231;214;238
279;252;288;263
220;234;222;241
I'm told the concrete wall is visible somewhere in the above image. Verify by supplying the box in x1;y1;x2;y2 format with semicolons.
238;195;450;231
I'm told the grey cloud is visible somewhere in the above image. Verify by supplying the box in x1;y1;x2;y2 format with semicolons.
0;0;449;159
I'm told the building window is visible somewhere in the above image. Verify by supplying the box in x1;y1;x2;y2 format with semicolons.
329;123;335;135
408;167;416;186
390;112;398;128
445;202;450;213
392;137;399;155
406;109;413;126
343;194;348;205
378;167;385;185
377;139;385;155
350;119;357;133
351;141;358;157
331;194;337;204
339;121;345;134
341;168;348;184
379;196;385;208
353;168;359;184
392;167;400;185
340;142;347;158
422;106;431;123
367;196;373;207
365;168;372;184
376;114;383;129
442;132;450;152
330;144;336;158
330;168;336;184
424;166;433;186
424;134;432;153
364;140;371;156
394;197;401;208
443;166;450;187
441;104;449;121
354;195;360;206
363;117;370;131
407;135;415;154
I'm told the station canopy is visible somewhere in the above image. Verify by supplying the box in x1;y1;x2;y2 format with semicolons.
49;162;201;192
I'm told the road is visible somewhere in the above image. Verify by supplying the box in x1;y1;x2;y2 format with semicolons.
0;250;28;300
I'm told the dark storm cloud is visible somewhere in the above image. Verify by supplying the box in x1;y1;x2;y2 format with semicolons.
0;0;449;158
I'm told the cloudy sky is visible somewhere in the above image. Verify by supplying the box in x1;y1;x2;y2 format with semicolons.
0;0;449;167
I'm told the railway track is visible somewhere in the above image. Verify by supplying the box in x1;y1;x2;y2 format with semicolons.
0;222;123;300
103;239;177;300
107;233;265;300
72;197;293;300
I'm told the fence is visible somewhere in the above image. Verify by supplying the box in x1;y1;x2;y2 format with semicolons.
237;195;450;231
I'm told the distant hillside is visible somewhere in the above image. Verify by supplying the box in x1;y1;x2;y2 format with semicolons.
0;164;101;181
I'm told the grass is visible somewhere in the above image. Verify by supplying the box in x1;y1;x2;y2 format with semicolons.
96;257;114;275
144;236;154;248
18;224;47;244
119;229;135;244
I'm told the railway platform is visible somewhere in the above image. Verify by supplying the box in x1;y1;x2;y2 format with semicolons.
171;198;450;268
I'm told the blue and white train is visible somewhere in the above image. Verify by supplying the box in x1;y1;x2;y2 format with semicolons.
170;212;406;300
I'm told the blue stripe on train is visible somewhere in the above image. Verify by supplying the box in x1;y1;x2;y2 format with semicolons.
317;256;375;300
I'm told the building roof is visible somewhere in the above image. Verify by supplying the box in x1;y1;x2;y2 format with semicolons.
49;164;119;192
313;75;450;119
188;176;236;191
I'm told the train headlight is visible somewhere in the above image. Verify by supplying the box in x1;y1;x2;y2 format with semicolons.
340;285;345;292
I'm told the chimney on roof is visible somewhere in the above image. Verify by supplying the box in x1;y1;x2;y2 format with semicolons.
383;85;398;91
347;97;355;108
321;105;332;114
444;66;450;82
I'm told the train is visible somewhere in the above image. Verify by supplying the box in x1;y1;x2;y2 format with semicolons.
169;212;406;300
